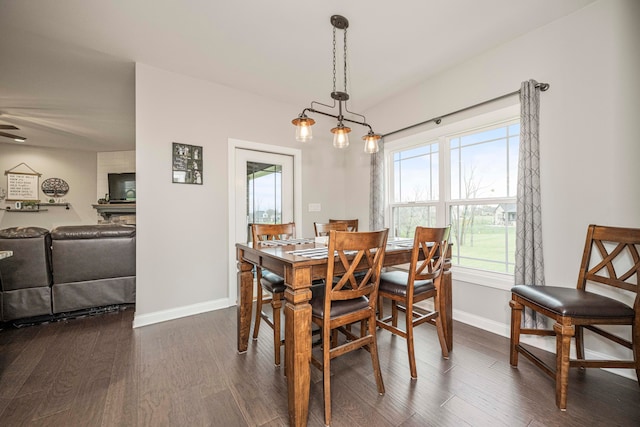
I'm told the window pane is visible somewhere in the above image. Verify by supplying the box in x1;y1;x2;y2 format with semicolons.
247;162;282;225
393;144;438;202
392;206;437;238
450;123;515;200
449;203;515;273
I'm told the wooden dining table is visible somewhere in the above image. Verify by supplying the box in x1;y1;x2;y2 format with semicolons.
236;237;452;427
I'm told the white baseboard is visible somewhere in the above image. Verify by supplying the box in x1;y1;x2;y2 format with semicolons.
132;297;231;328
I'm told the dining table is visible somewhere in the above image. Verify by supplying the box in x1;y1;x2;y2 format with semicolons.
236;237;452;427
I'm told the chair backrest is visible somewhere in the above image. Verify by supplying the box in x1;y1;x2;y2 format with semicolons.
314;221;348;237
577;225;640;301
407;226;450;289
251;223;296;248
324;229;389;309
329;218;358;232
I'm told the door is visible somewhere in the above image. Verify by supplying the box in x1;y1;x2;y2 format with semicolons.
228;141;300;305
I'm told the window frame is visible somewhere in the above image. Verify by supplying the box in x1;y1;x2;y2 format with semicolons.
384;105;520;290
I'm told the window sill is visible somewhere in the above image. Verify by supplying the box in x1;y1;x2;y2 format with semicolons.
450;266;513;291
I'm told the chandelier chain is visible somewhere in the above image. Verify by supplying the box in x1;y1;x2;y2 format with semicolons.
332;26;337;94
343;28;348;92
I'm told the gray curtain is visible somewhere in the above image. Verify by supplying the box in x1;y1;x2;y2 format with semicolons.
515;79;546;329
369;138;385;231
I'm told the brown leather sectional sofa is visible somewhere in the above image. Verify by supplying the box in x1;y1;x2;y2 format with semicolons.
0;224;135;323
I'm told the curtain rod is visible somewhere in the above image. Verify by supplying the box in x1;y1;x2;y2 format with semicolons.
382;82;550;138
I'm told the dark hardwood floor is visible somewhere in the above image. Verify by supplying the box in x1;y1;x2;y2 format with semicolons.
1;305;639;426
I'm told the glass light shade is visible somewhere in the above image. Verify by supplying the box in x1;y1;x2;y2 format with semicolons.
362;132;381;154
331;124;351;148
295;122;313;142
292;116;315;142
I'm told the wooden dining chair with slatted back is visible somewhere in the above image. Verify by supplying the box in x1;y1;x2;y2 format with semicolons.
310;229;389;426
510;224;640;410
376;226;451;379
329;218;359;231
314;221;349;237
251;222;296;366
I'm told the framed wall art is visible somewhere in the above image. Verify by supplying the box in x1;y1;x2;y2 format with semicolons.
4;162;41;202
172;142;203;185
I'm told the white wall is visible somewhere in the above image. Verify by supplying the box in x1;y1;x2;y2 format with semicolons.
134;63;350;324
347;0;640;366
0;143;99;229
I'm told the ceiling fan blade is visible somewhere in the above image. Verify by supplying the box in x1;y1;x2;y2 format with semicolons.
0;125;20;130
0;131;26;141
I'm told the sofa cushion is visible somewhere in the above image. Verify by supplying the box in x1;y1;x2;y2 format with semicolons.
51;224;135;284
0;227;52;291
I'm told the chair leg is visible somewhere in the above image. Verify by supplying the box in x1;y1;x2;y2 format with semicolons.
433;294;449;360
575;326;585;363
252;285;264;340
391;300;398;327
434;315;449;360
554;322;574;411
406;303;417;379
272;293;283;366
323;326;332;426
509;299;523;367
368;312;385;395
633;321;640;384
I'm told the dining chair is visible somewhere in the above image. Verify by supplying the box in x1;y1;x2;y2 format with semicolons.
376;226;450;379
510;224;640;410
310;229;389;426
329;218;359;232
314;221;348;237
251;222;296;366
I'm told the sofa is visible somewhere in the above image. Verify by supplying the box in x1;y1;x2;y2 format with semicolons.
0;224;135;323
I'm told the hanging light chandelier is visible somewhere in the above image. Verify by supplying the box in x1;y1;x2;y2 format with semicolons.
291;15;381;154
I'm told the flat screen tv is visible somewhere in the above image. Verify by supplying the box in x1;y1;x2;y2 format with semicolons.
108;172;136;203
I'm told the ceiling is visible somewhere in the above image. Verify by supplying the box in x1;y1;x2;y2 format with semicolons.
0;0;595;152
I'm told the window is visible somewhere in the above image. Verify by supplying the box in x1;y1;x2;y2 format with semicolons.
387;107;519;280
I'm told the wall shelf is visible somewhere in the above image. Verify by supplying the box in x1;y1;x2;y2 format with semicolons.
92;203;136;222
1;208;48;213
38;203;71;209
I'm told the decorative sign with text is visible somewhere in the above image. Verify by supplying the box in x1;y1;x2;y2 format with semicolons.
6;172;40;201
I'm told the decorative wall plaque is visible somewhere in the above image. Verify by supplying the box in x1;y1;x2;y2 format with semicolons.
41;177;70;197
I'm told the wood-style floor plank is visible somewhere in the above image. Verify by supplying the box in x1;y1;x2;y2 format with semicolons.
1;305;640;426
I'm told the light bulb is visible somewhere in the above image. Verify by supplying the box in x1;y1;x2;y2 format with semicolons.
295;121;313;142
331;124;351;149
291;115;315;143
362;132;381;153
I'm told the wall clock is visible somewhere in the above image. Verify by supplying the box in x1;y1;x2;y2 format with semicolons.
41;177;70;197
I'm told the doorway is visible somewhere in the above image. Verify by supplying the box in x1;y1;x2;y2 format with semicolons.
227;139;302;305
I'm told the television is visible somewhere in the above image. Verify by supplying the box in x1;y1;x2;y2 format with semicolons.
108;172;136;203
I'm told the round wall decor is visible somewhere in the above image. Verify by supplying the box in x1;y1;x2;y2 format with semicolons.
41;177;70;197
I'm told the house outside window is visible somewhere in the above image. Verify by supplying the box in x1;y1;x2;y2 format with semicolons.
386;106;519;285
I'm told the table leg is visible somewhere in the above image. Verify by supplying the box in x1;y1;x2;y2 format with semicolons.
237;252;254;353
285;282;312;427
441;270;453;352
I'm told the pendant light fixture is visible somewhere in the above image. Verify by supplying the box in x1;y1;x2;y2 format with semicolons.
291;15;381;154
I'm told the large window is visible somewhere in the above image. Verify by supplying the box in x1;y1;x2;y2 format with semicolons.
387;110;519;276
